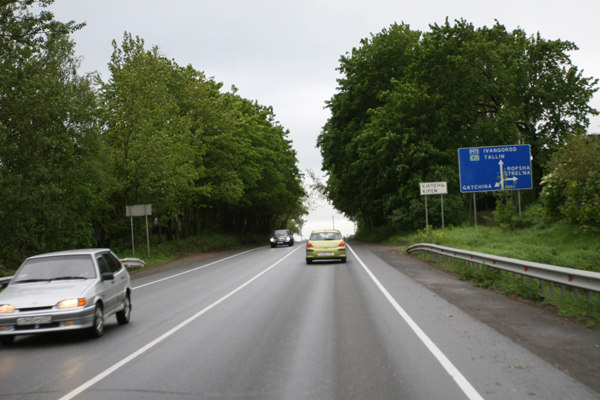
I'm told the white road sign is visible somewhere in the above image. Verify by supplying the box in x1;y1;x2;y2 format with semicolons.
420;182;448;196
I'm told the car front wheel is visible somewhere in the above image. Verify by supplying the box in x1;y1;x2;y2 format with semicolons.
89;303;104;338
116;294;131;325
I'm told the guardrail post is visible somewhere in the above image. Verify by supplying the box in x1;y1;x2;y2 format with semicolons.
560;284;566;300
574;288;579;302
549;282;555;303
540;279;545;298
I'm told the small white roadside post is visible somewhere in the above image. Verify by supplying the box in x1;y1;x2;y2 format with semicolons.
420;182;448;233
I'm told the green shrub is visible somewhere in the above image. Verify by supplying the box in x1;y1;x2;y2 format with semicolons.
540;135;600;232
562;171;600;233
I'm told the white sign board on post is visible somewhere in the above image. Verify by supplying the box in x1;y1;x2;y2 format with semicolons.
126;204;152;217
126;204;152;257
420;182;447;231
420;182;448;196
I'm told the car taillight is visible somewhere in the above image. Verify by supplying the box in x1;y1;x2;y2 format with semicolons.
307;242;313;248
339;241;346;247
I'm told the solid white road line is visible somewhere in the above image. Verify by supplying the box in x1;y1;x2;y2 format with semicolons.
347;244;484;400
58;246;302;400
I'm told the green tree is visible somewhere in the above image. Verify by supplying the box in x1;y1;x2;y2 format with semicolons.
215;93;305;235
318;23;421;227
98;33;198;241
0;0;102;269
540;134;600;232
319;20;598;230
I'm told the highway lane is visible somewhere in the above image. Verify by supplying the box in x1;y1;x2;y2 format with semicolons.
0;242;598;399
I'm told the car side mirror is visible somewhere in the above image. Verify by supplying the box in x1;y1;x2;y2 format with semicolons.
0;280;9;289
101;272;115;281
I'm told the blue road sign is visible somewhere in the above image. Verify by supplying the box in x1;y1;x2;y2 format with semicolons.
458;145;532;193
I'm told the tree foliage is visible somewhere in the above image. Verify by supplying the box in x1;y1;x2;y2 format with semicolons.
98;33;306;244
0;3;305;270
319;20;598;230
540;135;600;232
0;0;102;267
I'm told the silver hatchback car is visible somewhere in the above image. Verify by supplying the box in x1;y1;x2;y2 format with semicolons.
0;249;133;345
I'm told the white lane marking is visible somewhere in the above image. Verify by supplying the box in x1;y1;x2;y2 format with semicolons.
59;246;302;400
347;245;484;400
133;248;259;290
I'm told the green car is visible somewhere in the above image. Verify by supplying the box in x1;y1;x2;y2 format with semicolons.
305;229;346;264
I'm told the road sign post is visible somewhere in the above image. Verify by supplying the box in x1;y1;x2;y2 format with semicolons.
420;182;448;231
126;204;152;257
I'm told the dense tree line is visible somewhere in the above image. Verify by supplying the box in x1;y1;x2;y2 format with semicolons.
0;1;305;269
318;20;598;230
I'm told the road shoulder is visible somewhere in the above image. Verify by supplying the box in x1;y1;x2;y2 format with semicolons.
359;241;600;395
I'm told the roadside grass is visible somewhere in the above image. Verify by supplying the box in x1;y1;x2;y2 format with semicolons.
411;221;600;272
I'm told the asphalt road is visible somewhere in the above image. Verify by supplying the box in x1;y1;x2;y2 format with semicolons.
0;242;598;400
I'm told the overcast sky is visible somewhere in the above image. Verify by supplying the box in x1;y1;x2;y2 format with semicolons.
47;0;600;238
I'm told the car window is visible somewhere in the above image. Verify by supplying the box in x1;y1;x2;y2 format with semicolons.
96;255;111;274
14;255;97;281
101;252;122;273
274;230;289;236
310;232;342;241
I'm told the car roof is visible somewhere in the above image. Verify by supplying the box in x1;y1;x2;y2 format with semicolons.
26;249;112;260
310;229;341;234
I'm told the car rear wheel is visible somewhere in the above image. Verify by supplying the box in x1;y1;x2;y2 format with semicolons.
0;335;15;345
306;258;312;264
116;294;131;325
340;257;346;263
89;303;104;338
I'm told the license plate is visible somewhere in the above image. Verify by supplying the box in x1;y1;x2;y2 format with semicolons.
319;252;334;256
17;316;52;326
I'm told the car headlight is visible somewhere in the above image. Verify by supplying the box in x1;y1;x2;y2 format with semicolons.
270;238;275;242
56;298;87;309
0;304;15;313
285;236;290;241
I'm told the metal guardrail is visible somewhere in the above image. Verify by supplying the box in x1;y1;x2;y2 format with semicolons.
119;258;147;269
407;243;600;301
0;258;145;287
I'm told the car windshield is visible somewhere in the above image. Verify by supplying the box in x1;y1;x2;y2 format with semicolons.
310;232;342;241
13;255;97;282
274;230;288;236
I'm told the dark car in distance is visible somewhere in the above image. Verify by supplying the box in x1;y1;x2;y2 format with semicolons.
270;229;294;248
